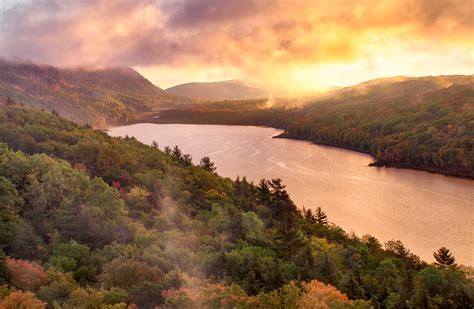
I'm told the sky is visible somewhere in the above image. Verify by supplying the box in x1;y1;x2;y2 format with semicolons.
0;0;472;94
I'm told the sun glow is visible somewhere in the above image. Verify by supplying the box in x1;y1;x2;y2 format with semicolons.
1;0;472;93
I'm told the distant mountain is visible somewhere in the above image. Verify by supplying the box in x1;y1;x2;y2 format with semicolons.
0;60;190;127
166;79;269;101
309;75;472;105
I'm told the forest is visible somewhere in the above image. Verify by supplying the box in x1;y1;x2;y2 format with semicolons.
152;79;474;178
0;103;473;308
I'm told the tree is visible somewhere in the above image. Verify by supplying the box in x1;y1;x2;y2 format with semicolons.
304;208;315;223
257;179;271;205
5;97;15;106
384;240;410;259
171;146;182;160
125;186;152;213
433;247;456;267
100;258;160;290
0;291;46;308
181;154;193;166
0;176;20;222
63;287;106;309
0;249;11;284
268;178;298;232
199;156;216;172
361;234;381;251
314;207;328;225
151;140;159;149
6;258;48;292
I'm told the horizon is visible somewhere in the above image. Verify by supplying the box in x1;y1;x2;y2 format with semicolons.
1;57;472;96
1;0;472;93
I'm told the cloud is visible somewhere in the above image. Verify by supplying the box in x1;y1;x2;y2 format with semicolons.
0;0;471;92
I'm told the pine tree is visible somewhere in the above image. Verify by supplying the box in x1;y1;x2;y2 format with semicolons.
268;178;298;232
182;154;193;166
151;140;159;149
172;145;182;159
200;156;216;172
314;207;328;225
433;247;456;267
257;179;271;205
304;208;316;223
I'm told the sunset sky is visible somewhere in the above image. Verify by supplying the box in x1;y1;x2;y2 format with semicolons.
0;0;472;94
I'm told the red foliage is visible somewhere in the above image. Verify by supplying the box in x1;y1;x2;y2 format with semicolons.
6;258;48;292
300;280;351;308
112;180;126;198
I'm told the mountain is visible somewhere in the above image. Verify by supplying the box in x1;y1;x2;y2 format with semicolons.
166;79;269;101
309;75;472;104
0;60;190;128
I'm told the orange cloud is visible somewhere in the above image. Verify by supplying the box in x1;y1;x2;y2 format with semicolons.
0;0;471;93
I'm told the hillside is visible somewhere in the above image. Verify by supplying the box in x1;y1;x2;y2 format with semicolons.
0;60;191;128
152;75;474;178
166;79;269;101
0;103;472;308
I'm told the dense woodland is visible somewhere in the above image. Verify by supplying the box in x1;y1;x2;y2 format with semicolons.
3;60;471;177
0;103;472;308
0;60;192;128
153;77;474;178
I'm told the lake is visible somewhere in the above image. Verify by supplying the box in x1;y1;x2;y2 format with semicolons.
109;123;473;265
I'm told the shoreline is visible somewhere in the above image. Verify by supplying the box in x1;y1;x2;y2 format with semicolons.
110;118;474;180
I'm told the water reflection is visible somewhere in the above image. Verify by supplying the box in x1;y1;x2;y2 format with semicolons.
109;123;474;265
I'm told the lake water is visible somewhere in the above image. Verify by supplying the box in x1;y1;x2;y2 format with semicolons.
109;123;473;265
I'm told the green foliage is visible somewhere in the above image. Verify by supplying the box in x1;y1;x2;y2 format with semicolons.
0;61;191;127
199;156;216;172
0;249;11;285
0;105;472;308
157;79;474;178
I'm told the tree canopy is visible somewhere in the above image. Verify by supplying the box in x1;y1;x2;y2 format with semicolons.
0;104;472;308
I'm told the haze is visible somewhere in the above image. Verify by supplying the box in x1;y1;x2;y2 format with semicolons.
0;0;472;94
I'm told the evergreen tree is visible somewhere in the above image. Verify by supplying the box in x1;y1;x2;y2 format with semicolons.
200;156;216;172
304;208;317;223
433;247;456;267
314;207;328;225
257;179;271;205
151;140;159;149
171;145;182;159
268;179;298;232
181;154;193;166
164;146;171;155
233;176;256;212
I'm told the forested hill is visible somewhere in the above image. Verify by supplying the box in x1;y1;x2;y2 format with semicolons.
154;75;474;178
0;103;473;308
0;60;192;128
166;79;269;101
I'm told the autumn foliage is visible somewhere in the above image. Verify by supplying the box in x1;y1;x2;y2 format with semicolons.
6;258;48;292
299;280;352;308
162;279;369;308
0;291;46;309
